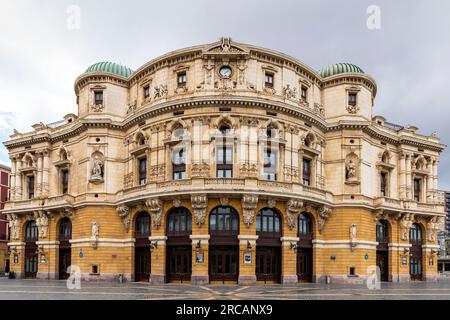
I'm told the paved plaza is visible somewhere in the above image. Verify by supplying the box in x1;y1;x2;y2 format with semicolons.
1;278;450;300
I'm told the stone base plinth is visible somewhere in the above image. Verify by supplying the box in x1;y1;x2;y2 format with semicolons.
191;275;209;285
239;275;256;285
281;275;298;285
150;274;166;285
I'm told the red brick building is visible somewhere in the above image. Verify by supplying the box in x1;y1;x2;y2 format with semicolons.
0;164;10;273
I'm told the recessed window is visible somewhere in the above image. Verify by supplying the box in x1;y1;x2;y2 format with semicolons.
27;176;35;199
139;158;147;186
348;92;357;106
414;178;421;202
380;172;387;197
301;86;308;100
91;265;99;275
263;149;277;181
61;170;69;195
144;85;150;99
302;159;311;186
349;267;356;276
265;72;274;88
173;149;186;180
217;145;233;178
219;125;231;135
265;128;276;139
177;72;187;87
94;91;103;105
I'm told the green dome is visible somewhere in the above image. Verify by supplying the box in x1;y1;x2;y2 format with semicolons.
85;62;133;78
319;63;364;78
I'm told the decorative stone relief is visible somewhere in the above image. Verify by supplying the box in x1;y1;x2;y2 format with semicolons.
346;104;360;114
90;152;104;183
35;211;49;239
317;205;332;234
191;195;208;226
220;198;229;207
350;224;357;250
373;209;388;222
7;214;20;241
146;198;163;229
286;199;303;230
91;104;104;113
191;162;210;178
282;84;297;100
267;198;276;209
242;195;259;227
427;216;440;242
400;213;414;241
154;85;168;99
173;198;182;208
116;205;131;232
239;162;258;177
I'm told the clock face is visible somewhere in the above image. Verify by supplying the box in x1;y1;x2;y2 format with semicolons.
219;66;232;78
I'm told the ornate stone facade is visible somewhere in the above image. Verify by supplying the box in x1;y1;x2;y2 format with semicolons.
2;38;446;284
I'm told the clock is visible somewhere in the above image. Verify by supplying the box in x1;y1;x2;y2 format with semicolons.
219;66;233;78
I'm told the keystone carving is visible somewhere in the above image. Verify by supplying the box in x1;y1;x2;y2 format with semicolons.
286;199;303;230
373;209;388;222
242;195;259;227
317;205;332;234
146;198;163;229
116;204;131;232
191;195;208;226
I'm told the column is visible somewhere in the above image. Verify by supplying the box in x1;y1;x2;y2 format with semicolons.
284;130;292;182
15;159;22;200
399;153;406;200
427;159;434;203
249;125;258;177
36;153;43;198
9;158;16;200
238;235;258;285
405;154;412;200
149;235;167;285
433;160;439;203
42;150;49;197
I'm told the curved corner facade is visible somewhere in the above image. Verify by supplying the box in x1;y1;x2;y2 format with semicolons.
2;38;446;284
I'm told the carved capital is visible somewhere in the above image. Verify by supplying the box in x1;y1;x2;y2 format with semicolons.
116;204;131;233
146;198;163;230
191;195;208;226
317;205;332;234
242;194;259;227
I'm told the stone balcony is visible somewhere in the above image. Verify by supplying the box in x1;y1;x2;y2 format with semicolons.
374;196;445;215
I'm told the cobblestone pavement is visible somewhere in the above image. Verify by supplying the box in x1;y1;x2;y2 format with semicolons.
1;278;450;300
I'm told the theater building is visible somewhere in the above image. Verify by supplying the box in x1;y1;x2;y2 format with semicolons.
2;38;446;284
0;164;10;274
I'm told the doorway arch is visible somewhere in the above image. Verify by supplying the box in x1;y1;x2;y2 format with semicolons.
297;213;314;282
134;212;151;282
208;206;239;284
166;207;192;283
24;221;38;279
256;208;282;283
58;217;72;280
410;223;423;281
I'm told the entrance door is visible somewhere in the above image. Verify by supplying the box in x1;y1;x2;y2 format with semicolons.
209;246;239;283
376;251;389;282
297;248;313;282
167;246;192;283
59;248;71;280
24;221;38;279
256;247;281;283
135;246;151;282
410;223;423;281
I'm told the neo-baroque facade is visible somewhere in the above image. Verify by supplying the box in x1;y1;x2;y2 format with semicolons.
3;38;446;284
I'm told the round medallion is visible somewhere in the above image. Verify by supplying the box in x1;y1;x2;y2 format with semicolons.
219;66;233;78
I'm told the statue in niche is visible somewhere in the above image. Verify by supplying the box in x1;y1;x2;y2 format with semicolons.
91;159;104;181
91;221;99;240
346;159;357;181
350;224;357;242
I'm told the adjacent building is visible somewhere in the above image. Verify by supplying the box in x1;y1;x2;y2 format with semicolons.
0;164;10;274
2;38;446;284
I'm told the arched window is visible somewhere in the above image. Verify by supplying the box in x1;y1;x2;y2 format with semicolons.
59;218;72;242
256;208;281;234
298;213;313;240
410;223;423;244
209;206;239;234
219;125;231;135
376;220;389;244
135;212;150;239
167;207;192;236
25;221;38;242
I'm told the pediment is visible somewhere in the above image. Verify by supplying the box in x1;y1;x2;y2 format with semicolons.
202;37;249;58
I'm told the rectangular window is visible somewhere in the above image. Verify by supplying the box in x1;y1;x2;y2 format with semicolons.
302;159;311;186
348;92;357;106
139;158;147;186
265;72;274;88
173;149;186;180
380;172;387;197
61;170;69;195
177;72;187;87
217;145;233;178
28;176;35;199
144;85;150;99
301;86;308;100
263;149;277;181
414;178;421;202
94;91;103;105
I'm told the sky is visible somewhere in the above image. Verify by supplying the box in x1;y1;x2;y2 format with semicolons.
0;0;449;189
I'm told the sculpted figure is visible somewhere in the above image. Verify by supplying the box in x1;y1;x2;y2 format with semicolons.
346;159;357;181
91;159;104;180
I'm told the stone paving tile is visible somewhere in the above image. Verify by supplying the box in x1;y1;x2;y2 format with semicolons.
1;278;450;300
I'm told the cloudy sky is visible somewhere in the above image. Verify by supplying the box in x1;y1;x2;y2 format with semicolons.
0;0;449;188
